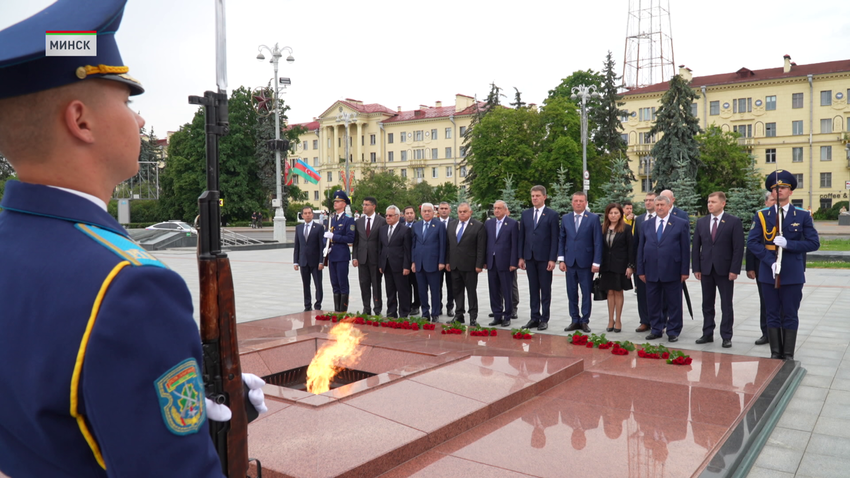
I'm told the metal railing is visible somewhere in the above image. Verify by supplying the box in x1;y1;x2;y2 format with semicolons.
221;229;264;247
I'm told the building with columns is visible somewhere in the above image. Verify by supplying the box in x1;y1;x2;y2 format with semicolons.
287;94;483;207
620;56;850;211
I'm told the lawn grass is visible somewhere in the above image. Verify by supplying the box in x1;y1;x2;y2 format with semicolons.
819;239;850;251
806;261;850;269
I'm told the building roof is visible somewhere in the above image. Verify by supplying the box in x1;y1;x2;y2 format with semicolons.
381;102;485;124
287;120;320;131
622;58;850;96
317;100;397;119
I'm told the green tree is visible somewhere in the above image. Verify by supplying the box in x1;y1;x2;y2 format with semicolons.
536;96;583;199
498;175;524;217
725;159;767;236
695;125;753;204
548;166;574;215
0;152;13;180
592;156;635;211
346;169;409;212
509;87;526;109
668;155;700;225
547;69;603;101
591;51;628;157
648;74;702;191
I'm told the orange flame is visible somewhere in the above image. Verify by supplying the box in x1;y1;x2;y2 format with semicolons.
306;321;365;394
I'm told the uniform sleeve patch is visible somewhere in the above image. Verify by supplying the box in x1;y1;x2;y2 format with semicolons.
154;358;206;435
350;224;355;231
75;223;168;268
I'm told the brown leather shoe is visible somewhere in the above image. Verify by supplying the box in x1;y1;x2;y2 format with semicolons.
635;324;651;333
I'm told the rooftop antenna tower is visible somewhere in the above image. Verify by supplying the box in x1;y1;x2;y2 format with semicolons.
622;0;675;89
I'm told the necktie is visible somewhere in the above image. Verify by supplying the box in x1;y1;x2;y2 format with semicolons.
533;209;538;226
711;217;718;242
388;225;393;242
443;220;448;230
657;219;664;242
496;220;502;238
304;224;310;240
366;217;371;237
457;221;465;242
423;221;428;239
574;213;580;232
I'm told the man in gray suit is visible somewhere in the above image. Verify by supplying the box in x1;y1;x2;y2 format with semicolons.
445;202;487;326
353;196;386;315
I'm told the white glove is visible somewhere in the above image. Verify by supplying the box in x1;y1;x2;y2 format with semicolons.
205;398;232;422
774;236;787;248
242;373;268;414
323;231;334;239
771;262;781;279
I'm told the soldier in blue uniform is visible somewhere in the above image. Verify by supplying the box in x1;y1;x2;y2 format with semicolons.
0;1;265;476
747;170;820;360
324;190;356;312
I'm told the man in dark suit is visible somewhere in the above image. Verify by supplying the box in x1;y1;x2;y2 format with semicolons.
445;202;487;325
746;192;777;345
403;206;422;316
378;205;412;318
293;206;324;311
692;192;744;348
559;191;603;333
437;201;456;319
518;185;560;331
486;201;519;327
352;196;386;315
637;194;690;342
660;189;690;227
747;171;820;360
632;192;657;332
411;203;446;322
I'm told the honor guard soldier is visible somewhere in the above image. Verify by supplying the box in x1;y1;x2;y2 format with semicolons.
0;1;265;476
747;170;819;360
325;190;356;311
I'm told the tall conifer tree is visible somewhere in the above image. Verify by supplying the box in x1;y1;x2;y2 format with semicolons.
648;74;701;191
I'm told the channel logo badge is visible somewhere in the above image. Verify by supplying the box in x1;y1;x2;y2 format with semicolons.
45;31;97;56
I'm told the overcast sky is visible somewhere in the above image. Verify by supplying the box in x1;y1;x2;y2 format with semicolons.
3;0;849;136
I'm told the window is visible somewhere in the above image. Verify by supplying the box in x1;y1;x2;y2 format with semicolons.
445;147;452;158
459;166;467;177
361;136;365;146
641;132;656;144
460;146;467;157
794;173;804;186
400;132;406;143
620;111;629;122
370;134;376;145
821;146;832;161
414;130;423;141
414;149;425;160
338;138;342;147
401;151;408;161
733;124;752;137
691;103;698;117
292;175;299;185
327;138;332;148
765;95;777;111
710;101;719;115
792;147;803;162
313;140;318;149
414;168;424;179
431;129;438;140
821;90;832;106
820;172;832;188
766;122;776;137
821;198;833;210
733;98;752;113
314;191;319;200
791;199;804;208
432;167;438;178
445;127;452;139
820;118;833;134
388;133;394;144
327;172;332;182
639;107;655;121
401;169;407;178
370;152;376;163
303;141;308;150
765;148;776;163
446;167;453;178
792;120;803;135
641;178;651;192
620;134;628;145
432;148;438;159
792;93;804;109
459;126;467;136
388;151;394;162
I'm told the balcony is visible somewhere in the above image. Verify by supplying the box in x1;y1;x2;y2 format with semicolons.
629;144;653;156
737;137;754;149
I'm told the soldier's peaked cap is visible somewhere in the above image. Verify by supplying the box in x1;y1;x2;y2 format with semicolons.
0;0;143;100
765;170;797;191
333;190;351;205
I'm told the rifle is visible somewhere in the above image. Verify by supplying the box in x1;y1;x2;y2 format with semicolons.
772;169;783;289
191;1;260;476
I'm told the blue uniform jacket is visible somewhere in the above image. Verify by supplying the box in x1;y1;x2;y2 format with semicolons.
636;213;691;281
0;181;222;477
411;219;446;273
747;205;819;285
326;213;355;263
558;210;603;268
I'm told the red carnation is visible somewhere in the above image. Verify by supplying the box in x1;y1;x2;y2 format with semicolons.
491;330;498;336
662;352;670;359
441;330;447;334
523;333;532;339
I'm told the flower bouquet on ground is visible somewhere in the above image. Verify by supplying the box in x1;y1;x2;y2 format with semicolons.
637;343;670;360
589;333;611;349
469;324;498;337
611;341;635;355
568;331;588;345
511;328;533;339
666;349;693;365
441;321;466;335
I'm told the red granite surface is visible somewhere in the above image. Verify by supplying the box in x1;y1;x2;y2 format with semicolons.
238;312;783;478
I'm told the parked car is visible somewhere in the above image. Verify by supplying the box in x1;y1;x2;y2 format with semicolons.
145;220;198;234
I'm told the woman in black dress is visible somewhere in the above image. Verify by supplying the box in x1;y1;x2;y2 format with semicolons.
600;203;635;332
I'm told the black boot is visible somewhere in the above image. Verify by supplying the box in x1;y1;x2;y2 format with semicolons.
767;327;784;359
340;294;349;312
783;329;797;361
333;294;341;312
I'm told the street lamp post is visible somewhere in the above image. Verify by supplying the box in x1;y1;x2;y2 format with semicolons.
335;107;358;196
570;85;599;195
256;42;294;243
